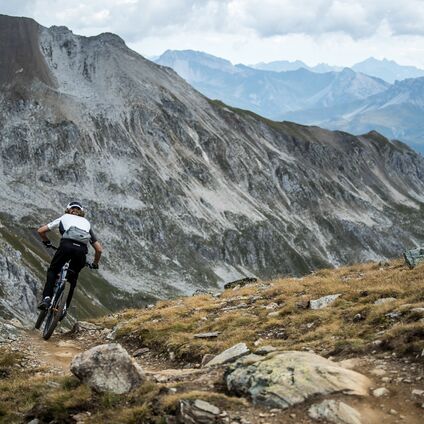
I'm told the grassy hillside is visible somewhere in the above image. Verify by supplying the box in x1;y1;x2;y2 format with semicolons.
100;259;424;361
1;259;423;423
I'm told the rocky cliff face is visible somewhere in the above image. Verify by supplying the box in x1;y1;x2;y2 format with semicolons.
1;14;424;322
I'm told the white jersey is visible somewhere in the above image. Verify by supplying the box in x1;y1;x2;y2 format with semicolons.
47;214;97;245
47;214;91;233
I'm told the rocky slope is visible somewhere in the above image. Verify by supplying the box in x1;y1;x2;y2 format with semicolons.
284;77;424;152
2;14;424;323
1;259;423;423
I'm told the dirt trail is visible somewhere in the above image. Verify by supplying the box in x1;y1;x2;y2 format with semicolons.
9;328;424;424
25;330;82;372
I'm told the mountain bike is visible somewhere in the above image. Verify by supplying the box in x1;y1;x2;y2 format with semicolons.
35;245;91;340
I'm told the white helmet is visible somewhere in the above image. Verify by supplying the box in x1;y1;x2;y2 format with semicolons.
65;201;84;212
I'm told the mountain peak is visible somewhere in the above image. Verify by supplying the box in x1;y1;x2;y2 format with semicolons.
352;57;424;83
0;14;54;88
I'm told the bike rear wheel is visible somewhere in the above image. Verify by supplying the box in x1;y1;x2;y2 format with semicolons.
42;282;70;340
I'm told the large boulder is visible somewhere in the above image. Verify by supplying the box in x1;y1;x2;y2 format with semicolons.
225;351;370;409
70;343;145;394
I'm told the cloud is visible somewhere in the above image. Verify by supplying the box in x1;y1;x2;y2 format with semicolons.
19;0;225;41
228;0;388;39
0;0;33;17
2;1;424;44
234;0;424;39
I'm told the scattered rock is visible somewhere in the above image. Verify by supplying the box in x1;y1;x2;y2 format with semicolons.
308;400;362;424
70;343;145;394
206;343;250;367
226;351;370;409
372;387;389;397
71;321;102;334
353;313;364;322
222;304;249;312
370;368;386;376
192;289;214;296
374;298;397;305
179;399;222;423
8;318;24;328
0;322;20;340
224;278;257;290
267;312;279;317
385;312;401;319
72;412;91;423
309;294;341;310
411;308;424;314
412;389;424;396
194;332;220;339
133;347;150;357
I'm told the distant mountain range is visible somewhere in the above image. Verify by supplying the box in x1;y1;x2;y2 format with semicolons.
252;57;424;83
352;58;424;84
155;50;424;152
252;60;343;74
156;50;389;119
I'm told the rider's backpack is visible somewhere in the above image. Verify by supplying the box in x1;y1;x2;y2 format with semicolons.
62;226;91;245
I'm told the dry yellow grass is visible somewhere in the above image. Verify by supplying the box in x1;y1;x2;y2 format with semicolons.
1;258;423;423
98;259;424;361
0;365;162;424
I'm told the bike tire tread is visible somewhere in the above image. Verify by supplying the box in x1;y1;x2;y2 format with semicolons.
42;283;70;340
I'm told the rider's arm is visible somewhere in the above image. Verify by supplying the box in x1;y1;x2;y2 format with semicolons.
37;225;50;242
92;241;103;265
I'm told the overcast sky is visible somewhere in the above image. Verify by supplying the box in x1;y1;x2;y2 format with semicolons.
2;0;424;68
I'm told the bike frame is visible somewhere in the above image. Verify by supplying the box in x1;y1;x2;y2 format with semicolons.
35;244;92;339
49;262;69;313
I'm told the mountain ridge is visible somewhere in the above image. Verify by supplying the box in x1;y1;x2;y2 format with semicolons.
1;15;424;325
155;50;389;119
156;50;424;151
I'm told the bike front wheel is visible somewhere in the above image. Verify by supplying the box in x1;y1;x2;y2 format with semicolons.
35;309;47;330
42;283;70;340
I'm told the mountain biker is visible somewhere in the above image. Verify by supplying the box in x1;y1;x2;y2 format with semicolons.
37;201;103;312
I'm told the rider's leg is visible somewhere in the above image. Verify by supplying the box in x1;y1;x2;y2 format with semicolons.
65;270;78;308
66;248;87;308
43;245;72;299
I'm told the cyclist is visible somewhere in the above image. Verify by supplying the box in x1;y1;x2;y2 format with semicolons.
37;201;103;312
